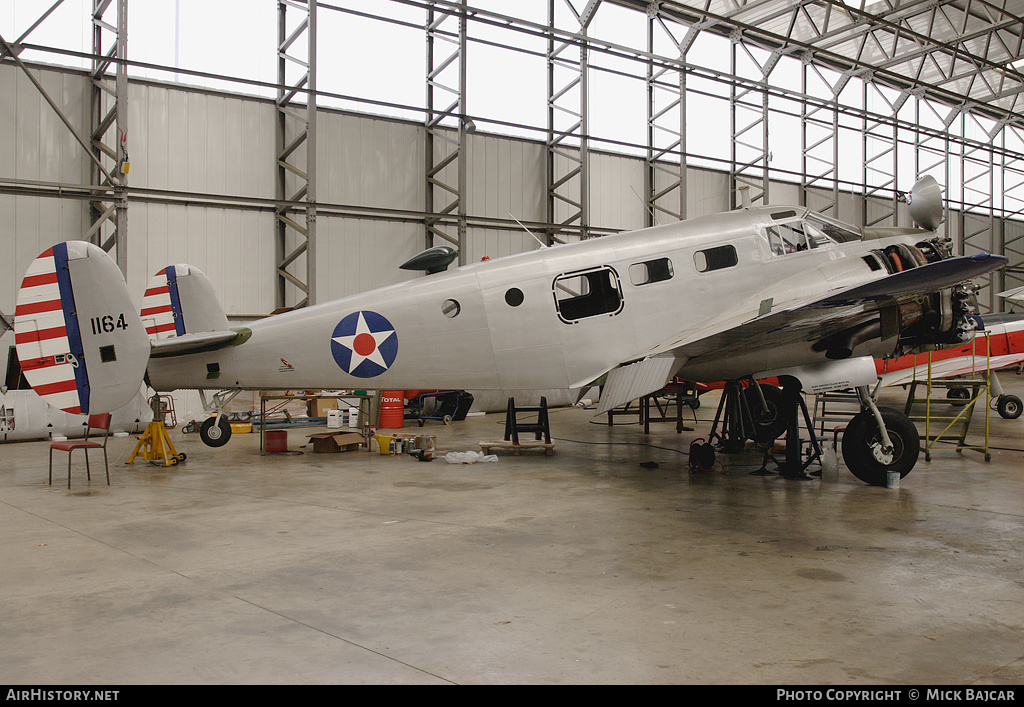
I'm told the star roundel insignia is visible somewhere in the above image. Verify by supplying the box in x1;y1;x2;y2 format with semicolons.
330;311;399;378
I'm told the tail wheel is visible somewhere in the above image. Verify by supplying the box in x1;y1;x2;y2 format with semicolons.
997;395;1023;420
841;407;920;486
742;383;787;444
199;416;232;448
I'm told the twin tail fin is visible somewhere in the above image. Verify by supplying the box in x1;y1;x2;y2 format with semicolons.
15;242;241;414
14;241;149;415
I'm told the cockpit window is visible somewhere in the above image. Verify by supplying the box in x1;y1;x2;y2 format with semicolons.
766;223;809;254
766;219;838;255
805;213;859;243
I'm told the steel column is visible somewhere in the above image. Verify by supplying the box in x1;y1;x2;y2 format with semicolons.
547;0;599;244
729;33;781;209
89;0;129;275
645;6;695;226
1000;124;1024;298
800;57;849;218
276;0;317;309
960;113;999;310
861;81;907;229
915;96;959;245
425;0;468;264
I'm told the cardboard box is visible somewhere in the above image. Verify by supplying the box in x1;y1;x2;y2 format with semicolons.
307;432;364;453
310;398;338;417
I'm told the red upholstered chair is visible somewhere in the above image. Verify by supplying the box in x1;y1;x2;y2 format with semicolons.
49;413;112;489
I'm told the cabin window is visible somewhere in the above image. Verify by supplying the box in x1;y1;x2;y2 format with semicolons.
505;288;524;307
553;267;624;323
694;245;738;273
629;257;674;286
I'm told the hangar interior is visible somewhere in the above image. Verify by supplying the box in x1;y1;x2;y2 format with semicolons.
2;0;1024;686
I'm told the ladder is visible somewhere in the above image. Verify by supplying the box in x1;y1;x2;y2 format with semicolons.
903;339;991;462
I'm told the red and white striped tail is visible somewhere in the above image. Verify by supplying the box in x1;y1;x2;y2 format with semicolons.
140;264;229;339
14;242;150;415
14;247;83;413
141;267;183;340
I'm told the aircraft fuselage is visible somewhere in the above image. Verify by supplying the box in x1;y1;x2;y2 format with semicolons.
146;206;928;394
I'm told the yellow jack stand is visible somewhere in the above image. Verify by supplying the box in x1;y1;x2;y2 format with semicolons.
128;420;186;466
129;396;188;466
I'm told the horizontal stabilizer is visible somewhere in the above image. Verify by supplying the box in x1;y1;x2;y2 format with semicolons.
594;355;681;415
14;241;149;415
149;328;250;358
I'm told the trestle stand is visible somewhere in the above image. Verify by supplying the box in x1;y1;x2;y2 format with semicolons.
756;376;822;480
708;380;751;453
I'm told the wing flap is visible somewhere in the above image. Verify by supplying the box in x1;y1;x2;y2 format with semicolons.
593;355;683;415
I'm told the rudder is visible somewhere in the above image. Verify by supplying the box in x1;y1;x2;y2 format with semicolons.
141;264;229;340
14;241;150;415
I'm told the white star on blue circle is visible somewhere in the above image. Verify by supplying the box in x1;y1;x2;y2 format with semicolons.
330;311;398;378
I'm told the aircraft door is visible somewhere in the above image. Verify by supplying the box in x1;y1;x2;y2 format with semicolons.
478;264;570;391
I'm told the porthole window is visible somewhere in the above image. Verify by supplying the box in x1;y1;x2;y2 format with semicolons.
442;299;460;318
505;288;524;307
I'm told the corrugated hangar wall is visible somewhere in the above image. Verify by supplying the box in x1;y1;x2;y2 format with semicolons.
0;60;733;321
1;60;1012;381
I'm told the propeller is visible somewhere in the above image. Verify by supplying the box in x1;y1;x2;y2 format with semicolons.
905;175;944;231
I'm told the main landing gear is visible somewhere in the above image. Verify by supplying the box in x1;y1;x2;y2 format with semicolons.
710;377;920;486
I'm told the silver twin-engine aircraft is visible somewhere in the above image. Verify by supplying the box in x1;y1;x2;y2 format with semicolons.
12;176;1007;486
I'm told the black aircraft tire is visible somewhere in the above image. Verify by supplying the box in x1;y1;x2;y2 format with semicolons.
946;387;970;405
997;395;1023;420
199;416;232;448
743;383;787;444
841;407;920;486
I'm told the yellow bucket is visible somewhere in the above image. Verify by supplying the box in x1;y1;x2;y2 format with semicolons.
374;434;394;455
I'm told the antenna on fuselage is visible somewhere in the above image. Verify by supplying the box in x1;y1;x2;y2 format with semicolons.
510;214;549;249
630;186;658;226
738;185;751;209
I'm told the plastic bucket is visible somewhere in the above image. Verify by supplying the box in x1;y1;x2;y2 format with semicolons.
265;430;287;453
378;391;405;429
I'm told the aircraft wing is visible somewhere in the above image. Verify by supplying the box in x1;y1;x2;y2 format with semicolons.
879;352;1024;387
591;253;1007;414
997;285;1024;307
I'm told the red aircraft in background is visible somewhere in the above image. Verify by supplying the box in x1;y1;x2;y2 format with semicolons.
876;312;1024;419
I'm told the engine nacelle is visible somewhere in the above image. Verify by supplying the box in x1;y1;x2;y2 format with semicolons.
868;236;976;357
896;286;976;353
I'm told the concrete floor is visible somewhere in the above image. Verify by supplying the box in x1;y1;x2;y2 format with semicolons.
2;381;1024;685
